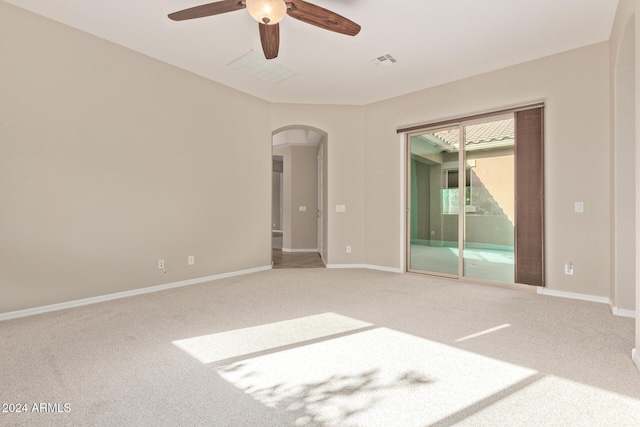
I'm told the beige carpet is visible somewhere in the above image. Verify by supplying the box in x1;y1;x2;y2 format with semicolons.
1;269;639;426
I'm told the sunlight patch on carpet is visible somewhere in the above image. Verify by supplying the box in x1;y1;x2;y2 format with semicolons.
172;312;372;364
216;327;537;426
455;324;511;343
457;375;640;425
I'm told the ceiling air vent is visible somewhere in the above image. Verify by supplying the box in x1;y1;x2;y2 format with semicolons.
372;54;397;65
228;50;297;84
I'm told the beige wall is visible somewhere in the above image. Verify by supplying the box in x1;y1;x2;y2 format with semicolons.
272;144;318;251
364;42;611;297
289;145;318;250
0;3;272;313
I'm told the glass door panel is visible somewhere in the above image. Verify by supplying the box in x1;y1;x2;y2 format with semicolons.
462;117;515;283
408;127;460;276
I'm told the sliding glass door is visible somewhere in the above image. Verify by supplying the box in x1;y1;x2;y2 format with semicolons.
407;114;516;284
462;117;515;283
408;126;460;276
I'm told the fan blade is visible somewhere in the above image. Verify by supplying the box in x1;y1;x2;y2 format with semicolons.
168;0;245;21
259;23;280;59
286;0;360;36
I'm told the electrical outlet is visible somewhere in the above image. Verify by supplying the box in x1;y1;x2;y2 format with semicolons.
188;255;195;265
158;259;165;269
346;246;352;253
564;262;573;275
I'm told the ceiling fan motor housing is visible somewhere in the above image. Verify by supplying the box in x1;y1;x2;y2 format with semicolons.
246;0;287;25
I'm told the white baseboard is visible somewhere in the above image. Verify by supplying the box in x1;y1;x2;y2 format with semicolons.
282;248;319;253
363;264;403;273
326;263;362;269
326;264;403;273
537;288;636;318
608;302;636;318
0;265;272;322
633;349;640;372
536;287;610;304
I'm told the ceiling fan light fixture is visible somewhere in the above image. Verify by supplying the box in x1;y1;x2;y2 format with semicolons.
245;0;287;25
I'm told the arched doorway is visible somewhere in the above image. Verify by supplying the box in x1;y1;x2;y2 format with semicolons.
272;126;328;268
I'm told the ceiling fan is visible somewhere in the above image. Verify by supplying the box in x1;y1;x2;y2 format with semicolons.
168;0;361;60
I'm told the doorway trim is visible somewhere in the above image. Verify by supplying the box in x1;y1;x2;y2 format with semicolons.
317;142;324;261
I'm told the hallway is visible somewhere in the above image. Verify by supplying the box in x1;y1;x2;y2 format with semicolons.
272;249;325;269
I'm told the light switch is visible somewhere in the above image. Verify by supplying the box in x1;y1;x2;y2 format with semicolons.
299;206;306;212
574;202;584;213
336;205;346;212
565;262;574;275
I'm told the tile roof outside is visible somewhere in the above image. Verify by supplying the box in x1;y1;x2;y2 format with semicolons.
431;119;514;149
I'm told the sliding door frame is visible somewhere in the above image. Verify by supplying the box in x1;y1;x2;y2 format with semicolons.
405;124;461;280
403;103;544;287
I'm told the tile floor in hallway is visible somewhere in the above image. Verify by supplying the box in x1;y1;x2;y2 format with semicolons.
272;249;325;269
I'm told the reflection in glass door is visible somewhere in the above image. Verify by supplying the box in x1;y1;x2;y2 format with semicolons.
407;115;516;284
408;126;460;276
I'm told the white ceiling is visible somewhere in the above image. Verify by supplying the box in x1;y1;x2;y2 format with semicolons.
4;0;619;105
